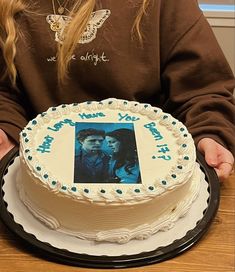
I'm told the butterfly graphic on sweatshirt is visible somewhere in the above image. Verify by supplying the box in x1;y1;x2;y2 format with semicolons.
46;9;111;44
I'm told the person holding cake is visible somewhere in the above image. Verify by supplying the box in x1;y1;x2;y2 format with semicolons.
105;128;141;184
0;0;234;182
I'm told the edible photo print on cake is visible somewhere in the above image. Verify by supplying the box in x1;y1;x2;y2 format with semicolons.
74;122;142;184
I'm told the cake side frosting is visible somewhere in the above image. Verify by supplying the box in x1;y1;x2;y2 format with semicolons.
17;162;201;243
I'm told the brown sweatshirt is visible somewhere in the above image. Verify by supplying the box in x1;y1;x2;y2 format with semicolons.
0;0;235;155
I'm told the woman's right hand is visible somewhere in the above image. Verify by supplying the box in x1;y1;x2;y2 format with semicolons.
0;129;15;160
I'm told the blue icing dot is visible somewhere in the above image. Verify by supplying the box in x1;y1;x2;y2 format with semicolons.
52;107;56;111
177;165;183;169
52;181;57;186
148;186;154;191
116;189;122;194
154;109;158;113
61;104;66;108
86;101;92;104
32;120;37;125
71;187;77;192
27;127;32;130
183;134;188;137
108;101;113;104
180;128;185;131
36;166;41;171
62;186;67;190
134;189;140;193
163;115;168;119
144;104;149;108
184;156;189;160
100;189;106;193
162;180;167;185
182;144;187;148
25;138;29;143
152;156;156;159
171;174;177;179
84;188;89;193
25;149;30;153
43;174;48;179
172;121;176;125
123;101;128;105
28;156;32;161
22;133;27;137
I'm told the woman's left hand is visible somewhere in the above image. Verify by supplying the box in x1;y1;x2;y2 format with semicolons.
197;138;234;181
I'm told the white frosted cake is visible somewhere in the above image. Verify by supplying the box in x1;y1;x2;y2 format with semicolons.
18;98;201;244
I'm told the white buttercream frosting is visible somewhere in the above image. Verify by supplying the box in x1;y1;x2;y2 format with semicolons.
18;98;200;243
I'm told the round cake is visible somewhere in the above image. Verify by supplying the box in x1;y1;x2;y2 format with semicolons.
18;98;201;244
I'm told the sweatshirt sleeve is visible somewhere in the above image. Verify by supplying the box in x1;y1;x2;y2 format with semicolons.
160;0;235;156
0;52;29;144
0;87;29;144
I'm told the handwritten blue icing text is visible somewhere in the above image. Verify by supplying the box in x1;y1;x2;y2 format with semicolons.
78;112;106;119
153;144;172;160
47;119;76;132
37;135;54;153
144;122;163;141
118;113;140;122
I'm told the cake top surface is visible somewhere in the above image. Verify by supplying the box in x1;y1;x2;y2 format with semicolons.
20;98;196;203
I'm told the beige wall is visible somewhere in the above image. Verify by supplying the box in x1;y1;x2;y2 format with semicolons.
212;27;235;75
203;10;235;95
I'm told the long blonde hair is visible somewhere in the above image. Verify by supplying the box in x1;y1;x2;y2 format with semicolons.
0;0;150;86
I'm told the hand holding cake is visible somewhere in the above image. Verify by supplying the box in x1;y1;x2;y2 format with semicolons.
198;138;234;181
0;129;15;160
